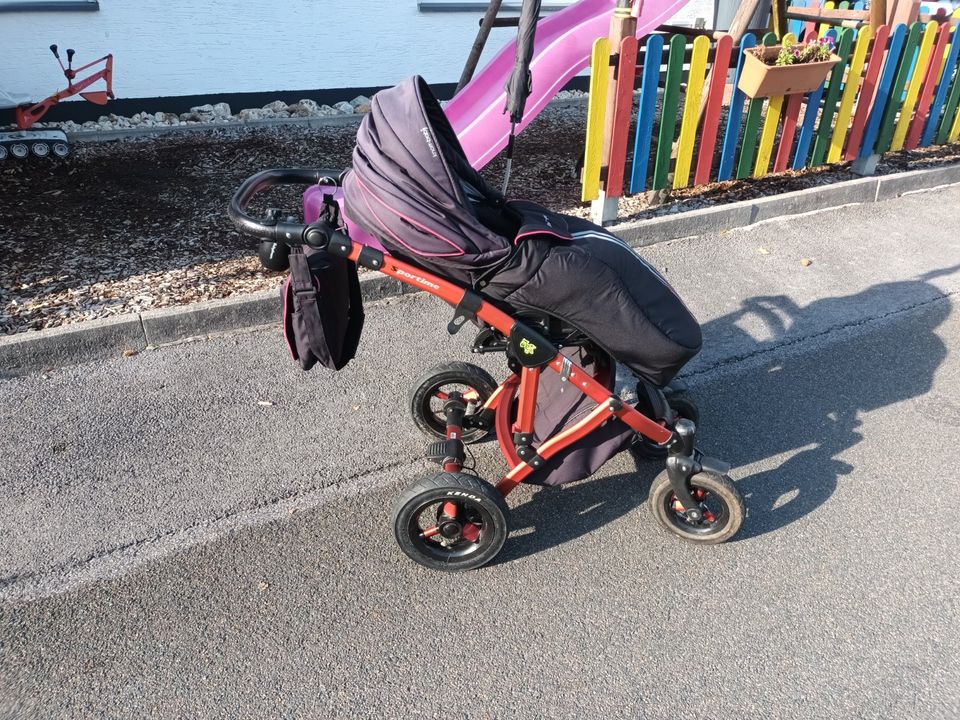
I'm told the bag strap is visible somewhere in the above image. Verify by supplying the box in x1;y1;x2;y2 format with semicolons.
288;247;335;366
288;245;314;294
339;259;365;366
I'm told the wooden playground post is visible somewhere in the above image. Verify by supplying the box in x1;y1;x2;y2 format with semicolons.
723;0;767;43
695;0;765;126
772;0;790;38
870;0;887;30
457;0;504;93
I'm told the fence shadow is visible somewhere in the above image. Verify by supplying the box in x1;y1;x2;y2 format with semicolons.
498;276;952;562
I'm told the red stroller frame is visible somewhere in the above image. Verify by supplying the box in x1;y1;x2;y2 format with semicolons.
229;169;745;571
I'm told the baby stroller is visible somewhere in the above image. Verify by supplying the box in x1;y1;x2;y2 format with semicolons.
229;76;744;571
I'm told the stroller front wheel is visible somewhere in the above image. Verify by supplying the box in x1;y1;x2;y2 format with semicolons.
648;470;744;544
393;472;509;571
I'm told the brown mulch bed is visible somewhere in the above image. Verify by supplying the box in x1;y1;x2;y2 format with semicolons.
2;102;959;336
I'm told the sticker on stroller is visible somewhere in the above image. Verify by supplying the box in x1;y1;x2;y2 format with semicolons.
519;338;537;355
393;266;440;290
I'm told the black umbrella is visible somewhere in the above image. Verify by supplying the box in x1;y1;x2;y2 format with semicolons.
503;0;542;123
501;0;542;193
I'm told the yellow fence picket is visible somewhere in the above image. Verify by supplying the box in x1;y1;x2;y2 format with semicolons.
673;35;710;189
950;96;960;142
891;21;938;151
828;25;873;163
581;37;610;202
818;2;836;37
754;33;797;178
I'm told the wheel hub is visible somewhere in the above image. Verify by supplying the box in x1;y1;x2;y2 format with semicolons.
439;520;462;540
671;488;717;526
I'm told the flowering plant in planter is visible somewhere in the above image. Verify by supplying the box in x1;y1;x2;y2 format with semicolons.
757;37;836;66
738;37;840;98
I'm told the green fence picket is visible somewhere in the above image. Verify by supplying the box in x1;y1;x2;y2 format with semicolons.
736;32;778;179
935;36;960;145
652;34;687;191
876;22;924;154
810;28;855;166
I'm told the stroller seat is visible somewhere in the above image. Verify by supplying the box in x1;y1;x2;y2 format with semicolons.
343;76;701;388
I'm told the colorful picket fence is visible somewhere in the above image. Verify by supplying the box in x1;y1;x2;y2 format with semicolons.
581;19;960;207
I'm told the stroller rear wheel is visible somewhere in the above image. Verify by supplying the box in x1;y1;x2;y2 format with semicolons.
633;393;700;459
648;470;744;544
393;472;509;571
409;362;497;443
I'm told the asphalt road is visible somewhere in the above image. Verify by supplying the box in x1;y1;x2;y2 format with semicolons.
2;187;960;719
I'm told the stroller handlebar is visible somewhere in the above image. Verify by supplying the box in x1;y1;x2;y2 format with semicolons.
228;167;343;243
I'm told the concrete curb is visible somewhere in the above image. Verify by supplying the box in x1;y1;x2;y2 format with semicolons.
4;161;960;375
611;175;883;244
0;273;410;376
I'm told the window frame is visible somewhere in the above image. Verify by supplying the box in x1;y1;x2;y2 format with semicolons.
0;0;99;12
418;1;575;11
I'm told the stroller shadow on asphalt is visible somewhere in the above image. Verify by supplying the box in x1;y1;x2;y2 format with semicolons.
491;274;953;560
496;466;656;565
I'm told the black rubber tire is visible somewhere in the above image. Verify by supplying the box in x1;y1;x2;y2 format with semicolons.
648;470;744;544
633;393;700;459
408;362;498;444
392;472;510;571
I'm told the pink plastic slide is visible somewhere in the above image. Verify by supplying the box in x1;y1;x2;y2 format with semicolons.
447;0;692;169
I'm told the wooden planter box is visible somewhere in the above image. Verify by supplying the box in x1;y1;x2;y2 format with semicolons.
737;46;840;98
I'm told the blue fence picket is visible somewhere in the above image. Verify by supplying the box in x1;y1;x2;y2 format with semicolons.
717;33;757;182
859;23;908;157
852;1;865;38
789;0;808;39
629;34;664;194
793;29;838;168
922;25;960;146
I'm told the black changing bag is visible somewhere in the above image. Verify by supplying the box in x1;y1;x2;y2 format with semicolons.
281;246;364;371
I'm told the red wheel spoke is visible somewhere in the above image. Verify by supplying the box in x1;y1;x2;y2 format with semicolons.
462;522;480;542
433;390;449;401
419;525;440;539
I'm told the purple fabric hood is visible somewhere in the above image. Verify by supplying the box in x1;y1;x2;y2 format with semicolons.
343;76;514;284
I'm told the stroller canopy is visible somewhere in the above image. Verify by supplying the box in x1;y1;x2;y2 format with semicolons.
344;76;514;283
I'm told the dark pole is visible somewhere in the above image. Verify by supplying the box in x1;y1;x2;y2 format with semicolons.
456;0;504;94
500;0;542;194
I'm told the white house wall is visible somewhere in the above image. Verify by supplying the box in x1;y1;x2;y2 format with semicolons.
0;0;711;103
